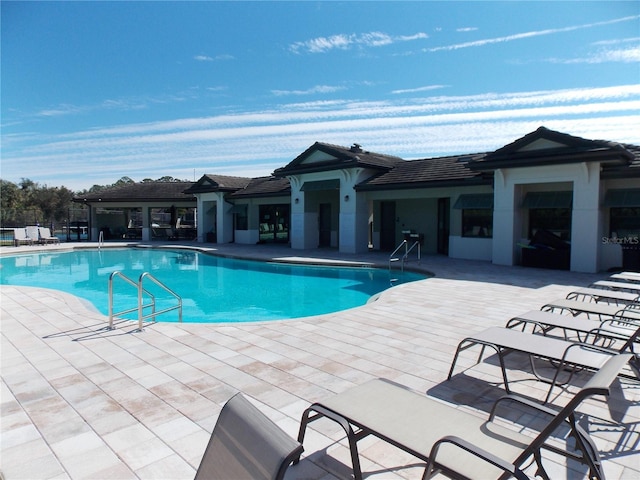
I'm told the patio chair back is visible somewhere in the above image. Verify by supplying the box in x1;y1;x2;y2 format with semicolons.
194;393;303;480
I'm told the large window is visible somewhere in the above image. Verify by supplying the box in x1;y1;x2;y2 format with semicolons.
529;208;572;241
259;204;290;243
523;191;572;241
150;206;196;240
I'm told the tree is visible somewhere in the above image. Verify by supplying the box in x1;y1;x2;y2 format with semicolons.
0;179;22;225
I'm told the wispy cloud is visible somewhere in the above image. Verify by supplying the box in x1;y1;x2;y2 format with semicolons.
37;104;86;117
391;85;449;95
456;27;478;33
194;54;234;62
290;31;428;54
426;15;640;52
550;45;640;64
271;85;347;96
592;37;640;46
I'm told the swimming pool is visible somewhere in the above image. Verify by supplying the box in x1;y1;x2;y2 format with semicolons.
0;248;426;323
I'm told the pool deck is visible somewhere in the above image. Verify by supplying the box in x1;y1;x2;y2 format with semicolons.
1;242;639;479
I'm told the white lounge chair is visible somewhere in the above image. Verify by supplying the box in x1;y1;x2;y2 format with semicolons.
38;227;60;244
25;226;40;244
296;354;632;480
13;228;33;246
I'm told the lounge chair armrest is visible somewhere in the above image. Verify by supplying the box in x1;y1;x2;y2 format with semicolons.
426;435;528;480
489;394;557;422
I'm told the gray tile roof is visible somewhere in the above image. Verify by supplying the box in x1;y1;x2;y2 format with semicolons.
75;181;197;203
230;176;291;198
357;153;489;191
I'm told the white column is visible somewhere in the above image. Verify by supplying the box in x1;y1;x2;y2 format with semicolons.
491;169;517;266
288;178;302;250
216;192;233;243
570;163;601;273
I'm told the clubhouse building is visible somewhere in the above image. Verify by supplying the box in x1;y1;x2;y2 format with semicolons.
76;127;640;273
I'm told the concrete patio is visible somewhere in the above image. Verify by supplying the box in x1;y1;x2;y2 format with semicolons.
1;242;639;479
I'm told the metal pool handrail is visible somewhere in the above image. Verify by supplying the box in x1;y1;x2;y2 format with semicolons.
108;271;182;331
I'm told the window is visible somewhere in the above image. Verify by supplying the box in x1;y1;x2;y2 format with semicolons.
259;204;290;243
522;191;572;242
235;205;248;231
610;207;640;240
529;208;571;241
454;194;493;238
462;209;493;238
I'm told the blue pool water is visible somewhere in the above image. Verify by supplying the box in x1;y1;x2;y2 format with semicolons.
0;248;426;323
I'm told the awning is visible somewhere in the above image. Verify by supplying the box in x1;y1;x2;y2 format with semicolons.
603;189;640;207
453;193;493;209
522;191;572;208
300;179;340;191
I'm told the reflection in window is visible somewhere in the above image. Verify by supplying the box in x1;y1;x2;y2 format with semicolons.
462;209;493;238
610;207;640;239
529;208;572;241
259;204;290;243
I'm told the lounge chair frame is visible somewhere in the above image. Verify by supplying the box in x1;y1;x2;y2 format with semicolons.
296;354;631;480
506;309;639;348
566;287;640;305
448;325;639;403
591;280;640;294
542;298;640;322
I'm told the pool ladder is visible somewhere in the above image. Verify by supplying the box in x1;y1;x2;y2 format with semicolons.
388;239;421;283
108;271;182;331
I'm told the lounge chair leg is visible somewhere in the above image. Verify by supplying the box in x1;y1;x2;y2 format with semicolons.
497;351;511;394
296;404;364;480
533;451;552;480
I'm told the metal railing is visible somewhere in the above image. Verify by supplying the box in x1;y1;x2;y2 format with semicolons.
108;271;182;331
389;238;421;274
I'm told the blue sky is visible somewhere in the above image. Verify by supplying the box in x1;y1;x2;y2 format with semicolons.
2;1;639;191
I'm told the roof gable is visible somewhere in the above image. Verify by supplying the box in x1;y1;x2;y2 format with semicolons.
184;174;251;194
470;126;635;170
274;142;402;176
